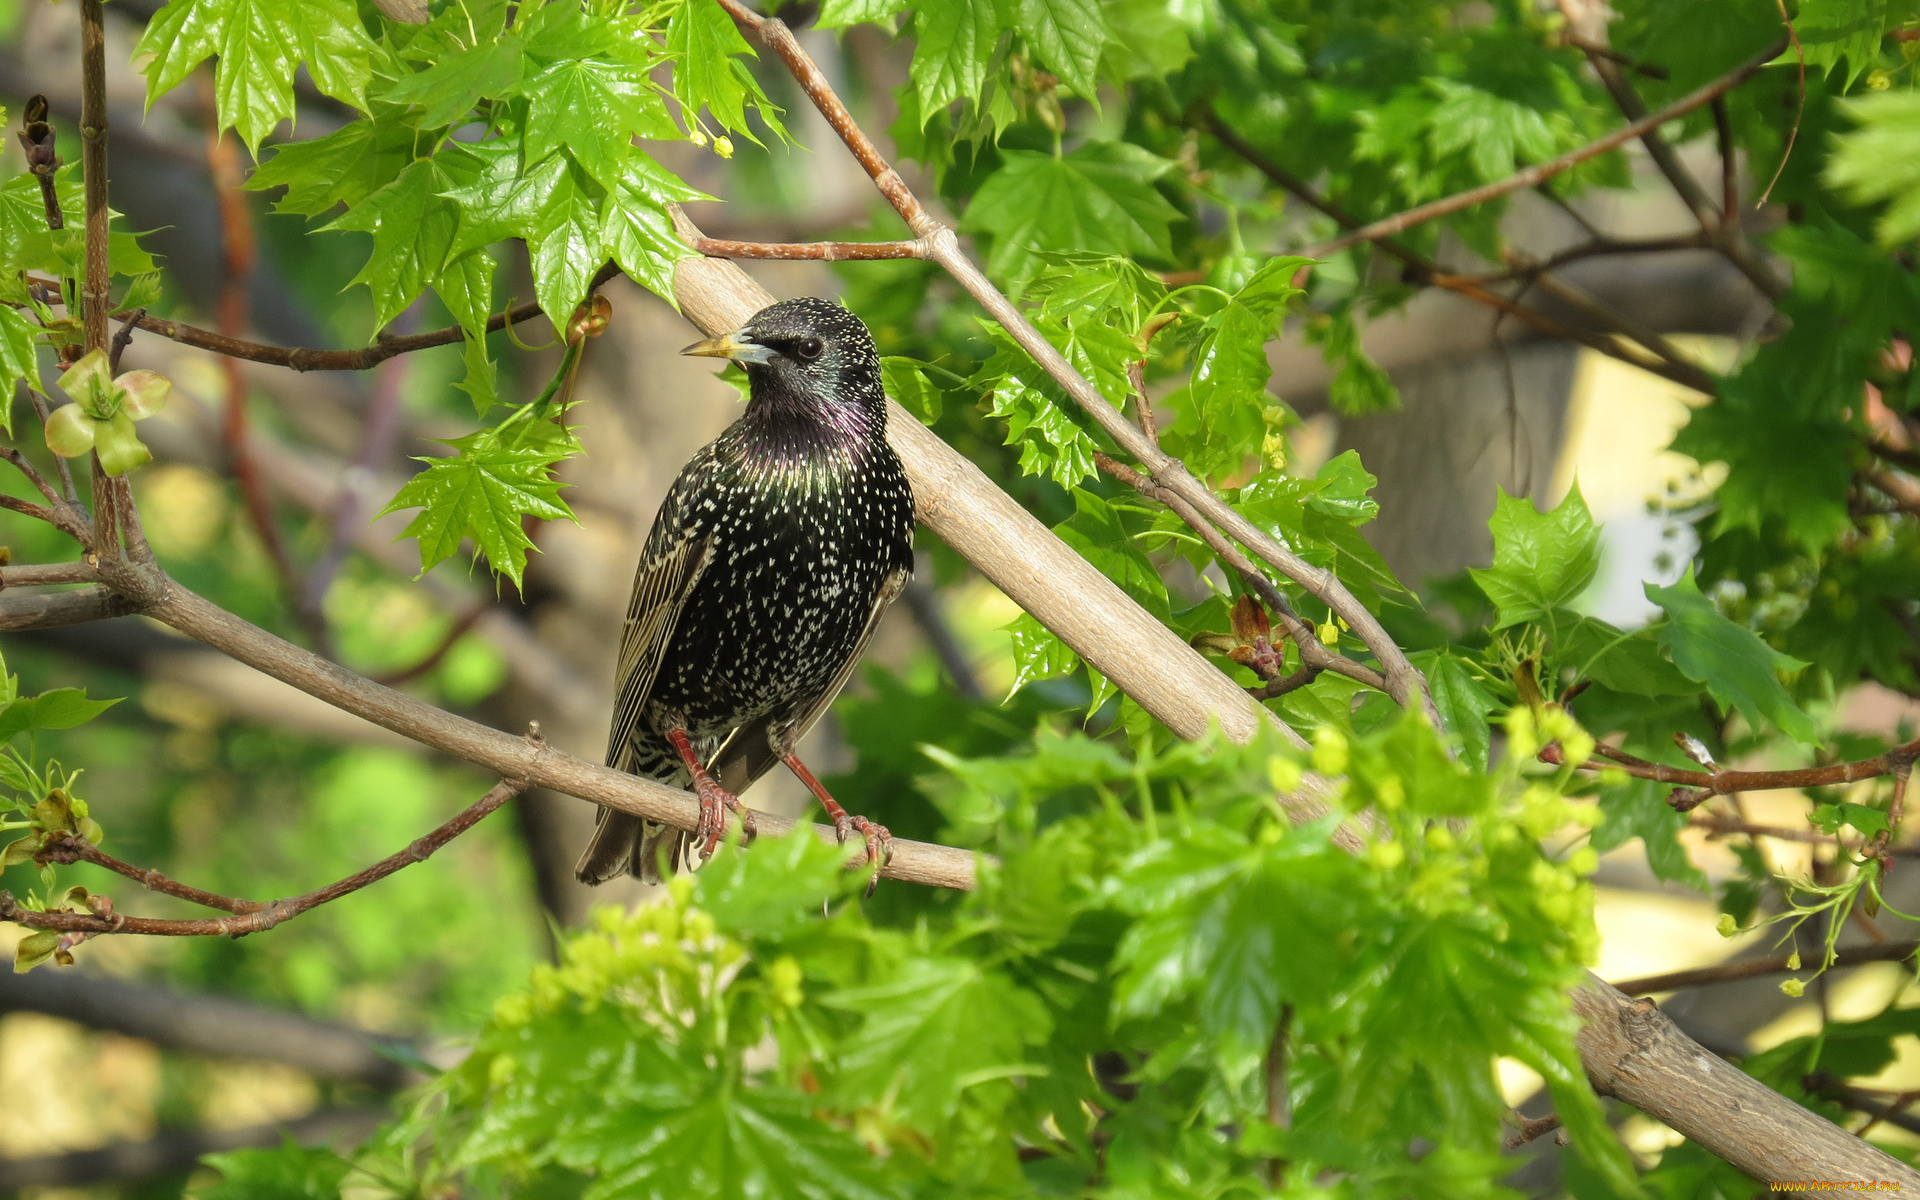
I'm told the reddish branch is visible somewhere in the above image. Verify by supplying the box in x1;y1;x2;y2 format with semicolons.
1540;736;1920;808
206;114;318;646
2;771;533;939
77;0;108;352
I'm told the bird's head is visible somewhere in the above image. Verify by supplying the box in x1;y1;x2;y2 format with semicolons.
681;298;883;426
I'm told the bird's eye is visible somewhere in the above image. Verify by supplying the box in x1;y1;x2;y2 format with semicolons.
795;337;824;362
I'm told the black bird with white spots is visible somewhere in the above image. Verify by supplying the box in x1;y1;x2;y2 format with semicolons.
575;297;915;886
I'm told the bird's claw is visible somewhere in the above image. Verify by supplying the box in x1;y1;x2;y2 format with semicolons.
833;813;892;896
694;779;754;861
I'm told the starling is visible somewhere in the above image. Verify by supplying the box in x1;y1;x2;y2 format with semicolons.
574;297;915;886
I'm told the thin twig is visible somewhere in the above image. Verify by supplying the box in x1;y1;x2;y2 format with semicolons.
26;391;79;504
0;561;98;586
1712;97;1739;223
6;771;535;938
1541;736;1920;797
372;600;491;686
1;445;62;506
1093;450;1387;694
0;493;55;523
693;237;925;261
1302;35;1786;259
1611;939;1920;995
1755;0;1805;208
108;307;144;376
1504;1113;1564;1151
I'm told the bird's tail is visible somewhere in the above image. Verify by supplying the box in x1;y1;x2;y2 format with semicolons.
573;809;688;884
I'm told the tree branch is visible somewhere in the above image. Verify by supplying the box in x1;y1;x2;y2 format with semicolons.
1610;939;1920;995
0;967;420;1087
78;0;108;352
1570;978;1920;1186
6;772;536;938
1204;110;1719;393
1298;36;1788;262
693;236;926;261
0;584;134;630
710;2;1435;721
1541;736;1920;802
0;1107;387;1191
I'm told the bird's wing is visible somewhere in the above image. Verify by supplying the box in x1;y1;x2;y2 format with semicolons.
709;565;910;792
606;529;715;770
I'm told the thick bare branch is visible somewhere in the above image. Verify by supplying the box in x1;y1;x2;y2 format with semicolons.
0;584;133;630
1572;978;1920;1187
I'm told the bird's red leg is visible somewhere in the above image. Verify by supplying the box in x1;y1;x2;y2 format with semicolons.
782;752;891;892
666;726;756;860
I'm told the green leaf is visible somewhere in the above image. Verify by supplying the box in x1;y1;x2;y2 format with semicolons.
200;1141;350;1200
668;0;779;137
1647;569;1820;745
1469;486;1600;631
457;1004;894;1200
324;158;466;330
959;142;1182;292
1593;778;1708;890
1005;612;1079;695
0;306;40;436
445;146;607;323
1311;308;1398;415
244;115;419;216
975;324;1102;489
0;168;156;278
1017;0;1109;98
817;0;908;29
378;425;579;586
880;356;942;424
1182;300;1275;477
0;689;121;741
1830;91;1920;247
379;33;525;129
823;955;1050;1133
519;57;678;187
909;0;1001;117
1427;654;1495;772
1810;801;1891;839
600;155;704;307
1055;489;1170;621
1796;0;1913;91
136;0;379;151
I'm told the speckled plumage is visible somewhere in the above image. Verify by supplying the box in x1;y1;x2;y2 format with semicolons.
575;298;915;885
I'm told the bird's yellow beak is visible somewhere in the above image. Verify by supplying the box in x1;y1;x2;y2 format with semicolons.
680;327;774;365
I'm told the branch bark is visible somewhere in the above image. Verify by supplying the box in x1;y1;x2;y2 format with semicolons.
1571;978;1920;1187
0;968;418;1087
